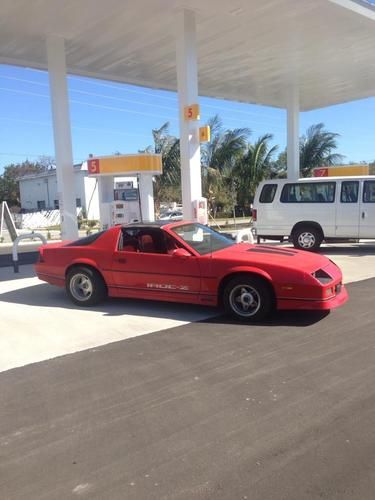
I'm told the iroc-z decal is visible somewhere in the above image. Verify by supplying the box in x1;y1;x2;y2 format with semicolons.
147;283;190;291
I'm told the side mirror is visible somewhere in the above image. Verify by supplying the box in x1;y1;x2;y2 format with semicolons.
172;248;192;258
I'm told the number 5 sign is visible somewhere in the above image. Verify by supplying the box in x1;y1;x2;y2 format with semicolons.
88;159;100;175
184;104;200;121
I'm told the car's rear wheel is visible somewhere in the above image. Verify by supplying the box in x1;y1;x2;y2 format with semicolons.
292;226;322;251
66;266;107;306
223;275;273;321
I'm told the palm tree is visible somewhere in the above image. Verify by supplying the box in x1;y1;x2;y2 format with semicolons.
300;123;344;177
269;123;344;178
234;134;278;206
140;122;181;216
201;115;250;214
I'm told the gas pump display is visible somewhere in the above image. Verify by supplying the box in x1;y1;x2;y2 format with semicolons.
112;185;141;225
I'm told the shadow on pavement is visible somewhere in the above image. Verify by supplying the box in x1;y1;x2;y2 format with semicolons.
0;280;330;327
319;245;375;256
263;240;375;256
0;282;215;321
201;309;330;327
0;252;38;268
0;265;37;281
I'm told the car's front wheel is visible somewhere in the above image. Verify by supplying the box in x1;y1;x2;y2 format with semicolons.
223;275;273;321
66;266;107;306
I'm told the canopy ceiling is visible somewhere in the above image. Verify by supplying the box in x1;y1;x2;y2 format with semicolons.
1;0;375;110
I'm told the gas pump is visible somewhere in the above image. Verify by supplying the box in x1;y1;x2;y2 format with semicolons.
87;154;162;229
112;181;141;225
192;198;208;225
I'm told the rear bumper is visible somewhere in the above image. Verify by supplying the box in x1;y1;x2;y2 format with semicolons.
277;284;348;311
35;266;65;288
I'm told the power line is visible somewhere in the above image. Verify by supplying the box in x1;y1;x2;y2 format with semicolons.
0;86;178;121
0;151;85;162
0;85;284;132
0;116;153;138
0;72;285;122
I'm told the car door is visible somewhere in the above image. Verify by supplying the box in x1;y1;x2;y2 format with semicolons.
111;227;202;303
359;180;375;238
335;180;360;238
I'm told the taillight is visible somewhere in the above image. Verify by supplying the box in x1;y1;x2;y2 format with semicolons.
252;209;257;221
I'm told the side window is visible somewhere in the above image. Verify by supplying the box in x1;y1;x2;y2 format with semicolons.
281;182;335;203
138;229;168;254
341;181;359;203
363;181;375;203
120;229;139;252
280;184;298;202
119;228;177;254
259;184;277;203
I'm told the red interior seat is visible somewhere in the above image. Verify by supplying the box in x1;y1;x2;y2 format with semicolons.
140;234;156;253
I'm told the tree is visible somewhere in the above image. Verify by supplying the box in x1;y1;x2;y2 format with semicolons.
270;150;287;179
269;123;344;178
140;122;181;216
234;134;278;206
300;123;344;177
201;115;250;214
0;159;47;207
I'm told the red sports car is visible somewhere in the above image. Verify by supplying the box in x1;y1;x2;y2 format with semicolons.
35;221;348;321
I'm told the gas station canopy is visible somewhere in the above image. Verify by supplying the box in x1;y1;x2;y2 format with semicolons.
1;0;375;111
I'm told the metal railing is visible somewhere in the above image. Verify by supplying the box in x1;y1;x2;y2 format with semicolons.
12;233;47;273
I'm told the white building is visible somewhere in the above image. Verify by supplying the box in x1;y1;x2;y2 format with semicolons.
18;161;100;220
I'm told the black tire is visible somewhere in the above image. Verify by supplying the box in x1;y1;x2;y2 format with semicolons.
66;266;107;306
292;226;322;251
222;275;273;322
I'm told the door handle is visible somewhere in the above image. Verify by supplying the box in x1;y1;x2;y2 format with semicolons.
116;257;127;263
362;211;366;219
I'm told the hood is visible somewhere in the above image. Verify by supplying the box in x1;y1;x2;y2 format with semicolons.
214;243;331;273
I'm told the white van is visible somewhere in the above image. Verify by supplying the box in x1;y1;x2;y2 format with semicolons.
252;176;375;250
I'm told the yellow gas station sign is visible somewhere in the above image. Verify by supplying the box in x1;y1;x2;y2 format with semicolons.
184;104;200;121
199;125;211;142
313;164;369;177
87;154;162;176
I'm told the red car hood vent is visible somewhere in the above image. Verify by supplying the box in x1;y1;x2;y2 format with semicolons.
247;246;298;257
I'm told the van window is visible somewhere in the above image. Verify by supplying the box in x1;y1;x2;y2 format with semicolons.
341;181;359;203
363;181;375;203
280;182;335;203
259;184;277;203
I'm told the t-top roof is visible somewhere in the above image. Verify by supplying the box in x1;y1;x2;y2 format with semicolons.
1;0;375;110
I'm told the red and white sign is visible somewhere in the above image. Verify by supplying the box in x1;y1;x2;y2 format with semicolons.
313;167;328;177
88;159;100;174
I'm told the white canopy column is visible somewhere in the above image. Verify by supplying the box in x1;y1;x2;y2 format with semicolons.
176;9;202;221
46;35;78;239
138;174;155;222
287;86;300;180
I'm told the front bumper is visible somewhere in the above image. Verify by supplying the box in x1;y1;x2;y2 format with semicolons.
277;283;348;311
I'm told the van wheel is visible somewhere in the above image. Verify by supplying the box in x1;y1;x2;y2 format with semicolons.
292;226;322;251
223;275;273;321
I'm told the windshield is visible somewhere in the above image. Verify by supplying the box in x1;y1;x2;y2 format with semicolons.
171;223;235;255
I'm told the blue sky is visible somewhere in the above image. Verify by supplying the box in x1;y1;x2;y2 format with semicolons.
0;64;374;174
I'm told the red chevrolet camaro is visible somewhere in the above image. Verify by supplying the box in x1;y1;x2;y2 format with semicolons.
35;221;348;321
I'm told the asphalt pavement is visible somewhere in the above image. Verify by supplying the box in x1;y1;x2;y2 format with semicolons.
1;277;375;499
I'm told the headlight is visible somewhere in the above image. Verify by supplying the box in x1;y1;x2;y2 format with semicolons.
311;269;332;284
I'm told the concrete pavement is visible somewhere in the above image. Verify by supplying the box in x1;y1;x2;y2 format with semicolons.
0;265;214;372
1;242;375;372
